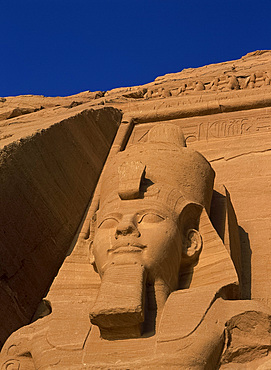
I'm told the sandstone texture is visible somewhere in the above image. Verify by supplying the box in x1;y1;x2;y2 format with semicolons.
0;103;121;346
1;50;271;368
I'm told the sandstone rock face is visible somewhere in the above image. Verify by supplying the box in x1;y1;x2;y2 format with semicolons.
0;105;121;346
1;51;271;368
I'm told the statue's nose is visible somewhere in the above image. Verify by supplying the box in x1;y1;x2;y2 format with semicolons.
115;218;140;239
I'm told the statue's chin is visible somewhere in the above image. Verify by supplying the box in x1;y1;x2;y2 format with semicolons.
103;251;145;270
98;252;177;297
90;260;147;339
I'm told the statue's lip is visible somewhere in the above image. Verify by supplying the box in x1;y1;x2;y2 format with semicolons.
108;242;146;254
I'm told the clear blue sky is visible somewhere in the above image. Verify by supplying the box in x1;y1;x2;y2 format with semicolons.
1;0;270;97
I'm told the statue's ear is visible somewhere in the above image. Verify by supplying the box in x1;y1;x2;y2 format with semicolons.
89;240;98;273
89;210;98;273
182;228;202;264
179;202;203;266
89;240;94;264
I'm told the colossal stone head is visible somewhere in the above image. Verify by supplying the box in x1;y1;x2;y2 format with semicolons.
89;124;215;338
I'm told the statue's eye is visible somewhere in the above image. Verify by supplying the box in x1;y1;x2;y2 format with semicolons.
98;218;119;229
138;213;165;224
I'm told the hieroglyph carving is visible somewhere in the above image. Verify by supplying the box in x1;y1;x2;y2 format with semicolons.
144;72;271;100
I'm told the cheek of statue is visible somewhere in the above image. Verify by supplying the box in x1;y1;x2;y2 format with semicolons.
92;219;119;275
139;218;183;286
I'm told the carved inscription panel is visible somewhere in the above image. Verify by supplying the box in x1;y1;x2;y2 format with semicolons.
127;107;271;147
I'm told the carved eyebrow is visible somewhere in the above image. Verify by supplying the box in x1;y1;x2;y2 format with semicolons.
97;213;122;227
137;210;166;223
137;208;167;216
137;213;165;223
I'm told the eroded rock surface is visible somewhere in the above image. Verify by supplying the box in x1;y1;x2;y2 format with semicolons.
0;106;121;346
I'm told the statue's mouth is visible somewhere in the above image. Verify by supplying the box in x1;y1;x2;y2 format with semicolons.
108;241;146;254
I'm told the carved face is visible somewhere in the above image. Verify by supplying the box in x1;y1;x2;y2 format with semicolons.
92;198;183;290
